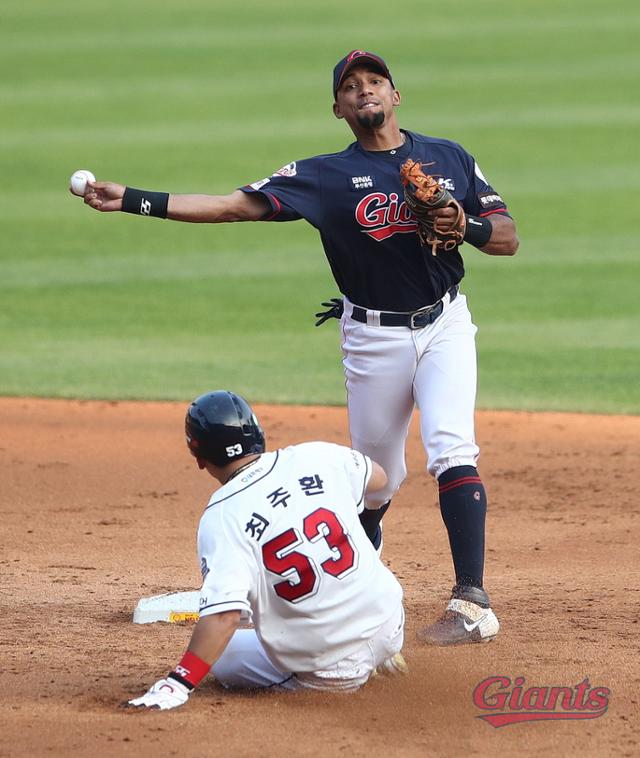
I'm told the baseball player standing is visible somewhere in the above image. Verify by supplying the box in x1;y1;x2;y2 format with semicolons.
128;391;405;709
82;50;518;645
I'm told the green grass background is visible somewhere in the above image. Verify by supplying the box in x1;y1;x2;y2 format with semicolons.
1;0;638;412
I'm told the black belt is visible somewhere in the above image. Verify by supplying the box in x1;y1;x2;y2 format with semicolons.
351;285;458;330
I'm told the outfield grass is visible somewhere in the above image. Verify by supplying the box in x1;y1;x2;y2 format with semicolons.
1;0;638;412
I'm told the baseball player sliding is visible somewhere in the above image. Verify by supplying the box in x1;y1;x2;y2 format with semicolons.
128;391;405;709
81;50;518;645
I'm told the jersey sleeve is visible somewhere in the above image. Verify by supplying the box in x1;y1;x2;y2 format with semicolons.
462;153;511;219
239;158;322;227
340;446;373;514
197;510;255;618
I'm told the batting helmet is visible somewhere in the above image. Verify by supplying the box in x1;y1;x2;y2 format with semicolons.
185;391;265;467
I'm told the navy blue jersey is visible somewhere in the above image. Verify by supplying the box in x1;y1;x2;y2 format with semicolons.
241;130;509;311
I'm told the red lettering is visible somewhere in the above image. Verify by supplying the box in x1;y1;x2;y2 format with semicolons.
544;687;574;710
355;192;418;242
355;193;389;227
262;529;318;602
387;193;400;223
262;511;359;603
303;508;356;579
587;687;611;711
508;676;526;710
572;678;590;710
522;687;547;710
475;675;612;726
473;676;511;710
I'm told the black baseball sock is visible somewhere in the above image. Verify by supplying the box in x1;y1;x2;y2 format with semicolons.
359;500;390;548
438;466;487;589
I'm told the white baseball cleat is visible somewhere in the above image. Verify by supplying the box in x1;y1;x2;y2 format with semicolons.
371;652;408;678
417;585;500;646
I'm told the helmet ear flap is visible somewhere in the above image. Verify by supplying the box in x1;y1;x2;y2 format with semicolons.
185;391;265;466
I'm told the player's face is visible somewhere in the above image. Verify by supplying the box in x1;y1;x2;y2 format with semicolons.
333;66;400;130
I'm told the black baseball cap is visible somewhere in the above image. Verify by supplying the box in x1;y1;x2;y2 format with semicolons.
333;49;394;99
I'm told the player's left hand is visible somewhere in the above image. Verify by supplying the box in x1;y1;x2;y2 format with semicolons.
400;159;466;254
426;206;459;233
126;676;191;711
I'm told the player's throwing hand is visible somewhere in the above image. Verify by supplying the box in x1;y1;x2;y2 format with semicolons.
83;181;125;212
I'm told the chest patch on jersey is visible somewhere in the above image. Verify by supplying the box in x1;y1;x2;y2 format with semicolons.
478;191;504;210
349;175;376;191
355;191;417;241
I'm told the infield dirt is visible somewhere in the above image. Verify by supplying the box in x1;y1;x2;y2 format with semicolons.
1;399;638;757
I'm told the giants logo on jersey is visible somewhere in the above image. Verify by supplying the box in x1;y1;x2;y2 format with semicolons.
355;192;417;242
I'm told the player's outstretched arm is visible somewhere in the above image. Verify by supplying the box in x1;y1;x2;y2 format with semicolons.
168;190;271;223
127;611;241;711
84;181;270;222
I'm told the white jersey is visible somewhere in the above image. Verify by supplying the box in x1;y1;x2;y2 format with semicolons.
197;441;403;673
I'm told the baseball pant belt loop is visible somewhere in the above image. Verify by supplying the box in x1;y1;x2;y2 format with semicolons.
351;284;459;330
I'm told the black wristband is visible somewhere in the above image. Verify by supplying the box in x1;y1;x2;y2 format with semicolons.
463;214;492;248
167;672;195;691
121;187;169;218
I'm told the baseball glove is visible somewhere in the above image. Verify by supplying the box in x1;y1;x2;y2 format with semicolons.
400;159;466;255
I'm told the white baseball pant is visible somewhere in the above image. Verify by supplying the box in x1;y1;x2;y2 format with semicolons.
340;290;480;508
211;603;404;691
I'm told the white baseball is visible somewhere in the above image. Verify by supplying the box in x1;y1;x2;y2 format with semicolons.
69;169;96;197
